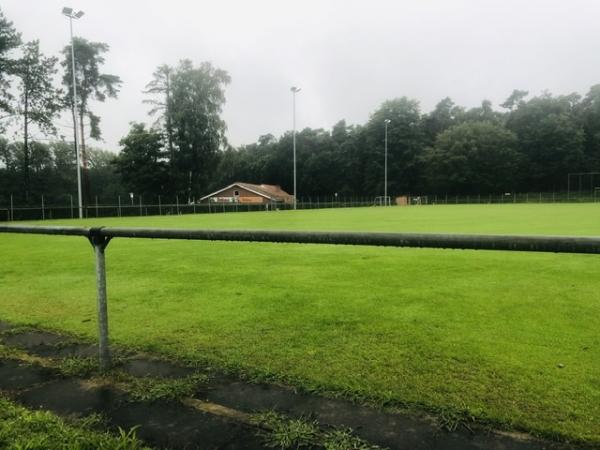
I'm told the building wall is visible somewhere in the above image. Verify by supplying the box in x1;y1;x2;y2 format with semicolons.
207;186;269;204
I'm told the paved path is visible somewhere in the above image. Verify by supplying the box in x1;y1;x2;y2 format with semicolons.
0;322;582;450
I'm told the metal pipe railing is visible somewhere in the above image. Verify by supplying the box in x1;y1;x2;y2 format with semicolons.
3;225;600;254
2;224;600;370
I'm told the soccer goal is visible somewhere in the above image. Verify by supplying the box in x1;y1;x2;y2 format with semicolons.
374;196;392;206
410;196;429;205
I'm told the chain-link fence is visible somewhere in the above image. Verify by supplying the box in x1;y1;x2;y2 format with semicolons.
1;190;599;222
0;195;376;222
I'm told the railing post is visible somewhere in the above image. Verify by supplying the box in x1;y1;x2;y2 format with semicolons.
158;195;162;216
88;228;111;372
118;196;122;217
10;194;13;221
41;195;45;220
70;194;74;219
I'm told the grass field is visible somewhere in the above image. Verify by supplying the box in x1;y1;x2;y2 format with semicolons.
0;396;147;449
1;203;599;443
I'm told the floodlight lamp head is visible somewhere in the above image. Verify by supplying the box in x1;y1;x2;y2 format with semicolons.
291;86;301;93
62;7;73;16
384;119;391;124
75;10;85;18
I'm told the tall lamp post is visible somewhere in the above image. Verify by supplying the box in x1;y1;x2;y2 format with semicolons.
62;7;85;219
384;119;391;206
291;86;301;210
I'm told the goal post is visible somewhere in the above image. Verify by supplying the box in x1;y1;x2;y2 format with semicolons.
374;196;392;206
567;172;600;200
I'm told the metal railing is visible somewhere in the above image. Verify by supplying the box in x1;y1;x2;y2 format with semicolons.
1;224;600;371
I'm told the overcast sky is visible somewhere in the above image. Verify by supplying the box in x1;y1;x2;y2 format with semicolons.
4;0;600;152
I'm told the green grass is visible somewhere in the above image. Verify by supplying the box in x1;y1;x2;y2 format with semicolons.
253;411;381;449
0;396;148;449
1;204;600;443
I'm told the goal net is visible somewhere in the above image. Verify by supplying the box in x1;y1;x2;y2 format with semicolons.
374;196;392;206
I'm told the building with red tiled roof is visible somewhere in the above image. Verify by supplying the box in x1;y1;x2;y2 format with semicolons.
199;182;294;205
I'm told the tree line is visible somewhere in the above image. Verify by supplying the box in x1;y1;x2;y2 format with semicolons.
0;7;122;205
1;6;600;207
205;89;600;199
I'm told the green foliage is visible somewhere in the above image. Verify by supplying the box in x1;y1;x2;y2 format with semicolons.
142;60;231;198
424;121;521;194
323;428;380;450
60;38;122;141
11;40;63;200
170;60;230;197
421;97;463;145
253;411;381;450
363;97;426;194
143;64;175;159
113;123;170;198
125;373;208;402
59;357;98;377
207;89;600;199
506;92;586;190
14;41;62;136
0;6;21;120
253;412;321;449
0;396;148;449
579;84;600;168
501;89;529;111
0;139;121;206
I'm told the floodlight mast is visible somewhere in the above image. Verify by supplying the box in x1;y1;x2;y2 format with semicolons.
62;7;85;219
291;86;301;210
384;119;391;206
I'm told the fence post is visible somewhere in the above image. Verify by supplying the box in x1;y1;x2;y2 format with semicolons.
95;196;99;217
118;196;122;217
158;195;162;216
41;195;45;220
193;197;196;214
70;195;74;219
176;196;180;215
10;194;13;221
139;196;143;216
89;229;111;372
